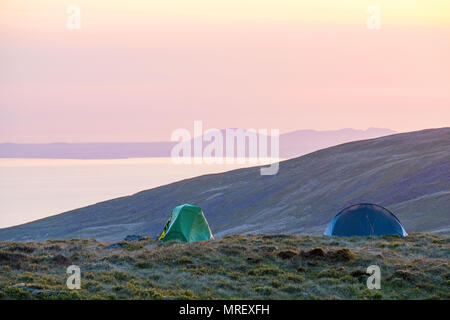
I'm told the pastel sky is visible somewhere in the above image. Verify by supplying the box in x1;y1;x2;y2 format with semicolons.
1;0;449;142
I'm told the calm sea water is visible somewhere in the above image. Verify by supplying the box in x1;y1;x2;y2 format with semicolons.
0;158;270;228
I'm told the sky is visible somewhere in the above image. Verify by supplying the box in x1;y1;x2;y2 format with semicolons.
1;0;449;143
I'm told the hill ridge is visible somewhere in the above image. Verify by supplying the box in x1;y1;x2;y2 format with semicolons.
0;127;449;241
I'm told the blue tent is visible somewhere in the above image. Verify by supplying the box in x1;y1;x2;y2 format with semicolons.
324;203;407;237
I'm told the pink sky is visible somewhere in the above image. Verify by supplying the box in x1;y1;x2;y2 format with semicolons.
1;1;449;142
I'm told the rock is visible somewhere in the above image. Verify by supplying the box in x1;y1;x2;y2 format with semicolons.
13;282;26;287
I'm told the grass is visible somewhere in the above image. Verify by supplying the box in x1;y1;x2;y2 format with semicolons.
0;233;448;300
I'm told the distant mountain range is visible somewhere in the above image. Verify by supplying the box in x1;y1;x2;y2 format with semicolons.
0;128;395;159
0;127;448;241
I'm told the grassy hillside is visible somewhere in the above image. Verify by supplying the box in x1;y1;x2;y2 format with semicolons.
0;128;449;241
0;234;448;300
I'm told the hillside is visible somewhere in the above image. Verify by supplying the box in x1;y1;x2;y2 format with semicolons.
0;128;449;242
0;234;448;299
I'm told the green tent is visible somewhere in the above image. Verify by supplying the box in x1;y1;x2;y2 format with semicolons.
158;204;214;242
